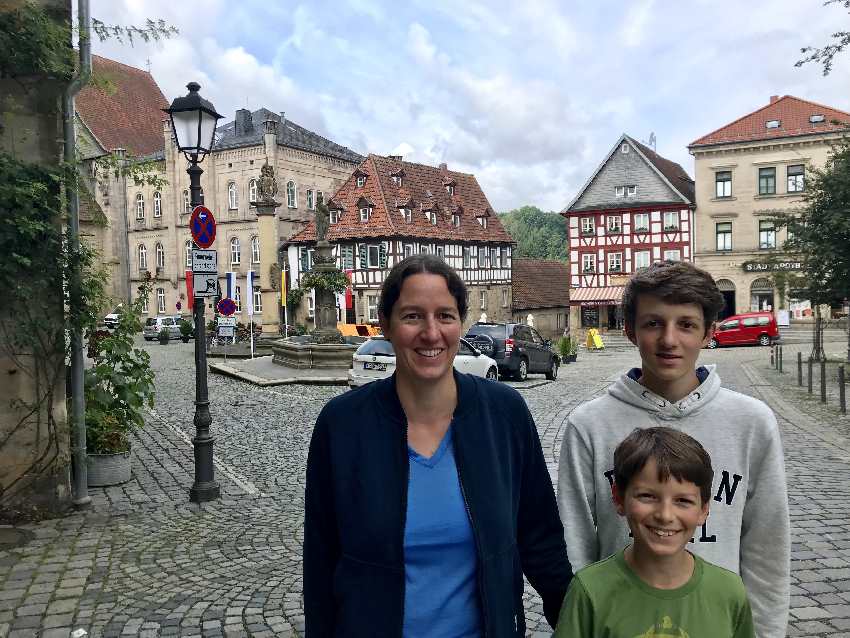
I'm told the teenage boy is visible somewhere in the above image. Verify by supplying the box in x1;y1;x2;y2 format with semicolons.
555;427;755;638
558;261;789;638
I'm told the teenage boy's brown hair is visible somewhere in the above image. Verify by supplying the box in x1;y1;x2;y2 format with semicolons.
614;427;714;504
622;260;725;336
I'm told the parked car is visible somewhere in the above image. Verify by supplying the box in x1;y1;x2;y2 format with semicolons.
464;322;560;381
708;312;780;348
143;315;183;341
347;337;499;388
103;305;122;329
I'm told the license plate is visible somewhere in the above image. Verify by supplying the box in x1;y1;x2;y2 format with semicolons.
364;362;387;371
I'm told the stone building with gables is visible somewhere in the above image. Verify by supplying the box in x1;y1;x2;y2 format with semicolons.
510;259;570;340
561;134;695;331
285;155;514;331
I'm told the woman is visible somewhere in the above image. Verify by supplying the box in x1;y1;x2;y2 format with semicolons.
303;255;572;637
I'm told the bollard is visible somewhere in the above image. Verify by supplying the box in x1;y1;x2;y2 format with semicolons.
778;346;783;373
808;357;813;394
821;359;827;403
770;346;775;368
840;366;846;415
797;351;803;387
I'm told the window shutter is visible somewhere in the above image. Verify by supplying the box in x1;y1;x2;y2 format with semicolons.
379;242;388;268
358;244;367;269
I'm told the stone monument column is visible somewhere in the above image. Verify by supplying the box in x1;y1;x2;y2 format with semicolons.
252;162;282;335
310;202;343;344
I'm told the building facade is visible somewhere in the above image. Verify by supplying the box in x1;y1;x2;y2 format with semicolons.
562;134;695;331
511;259;570;340
689;95;850;320
286;155;514;332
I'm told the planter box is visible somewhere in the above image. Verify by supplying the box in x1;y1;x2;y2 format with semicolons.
87;450;131;486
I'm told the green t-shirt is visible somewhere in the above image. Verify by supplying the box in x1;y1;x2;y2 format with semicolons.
554;550;755;638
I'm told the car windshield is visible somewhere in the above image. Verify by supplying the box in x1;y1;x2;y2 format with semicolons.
466;324;505;338
145;318;157;327
356;339;395;356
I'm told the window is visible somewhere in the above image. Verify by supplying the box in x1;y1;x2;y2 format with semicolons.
446;184;454;195
248;179;257;203
286;181;297;208
356;175;366;188
367;244;381;268
251;236;260;263
478;249;487;268
663;250;681;262
185;241;192;267
581;217;594;234
307;295;315;318
582;253;595;273
316;191;324;205
765;119;780;129
359;207;372;222
230;237;241;265
621;143;629;154
608;252;622;272
477;217;488;229
663;211;679;231
758;167;776;195
759;220;776;249
617;185;636;197
135;193;145;220
463;247;471;268
153;191;162;217
299;246;314;272
437;246;445;259
787;165;805;192
340;245;354;269
615;186;625;198
500;247;508;267
307;189;315;210
392;175;402;187
501;288;508;307
367;294;378;322
607;215;622;233
627;185;637;197
140;293;148;314
716;222;732;251
634;250;650;269
227;182;238;210
633;213;649;232
155;242;165;269
490;247;497;268
157;288;165;313
138;244;147;270
479;290;486;309
427;211;437;225
234;286;242;312
183;190;191;214
420;244;429;255
452;214;460;228
399;208;411;223
253;287;262;313
715;171;732;198
330;209;340;224
404;244;414;259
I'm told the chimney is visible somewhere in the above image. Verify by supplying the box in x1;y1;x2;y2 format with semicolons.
234;108;254;136
439;162;448;172
388;155;403;161
769;95;780;104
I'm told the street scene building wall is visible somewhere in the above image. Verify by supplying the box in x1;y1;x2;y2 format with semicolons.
511;258;570;340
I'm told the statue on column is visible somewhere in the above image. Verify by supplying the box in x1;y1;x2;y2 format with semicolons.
256;162;278;204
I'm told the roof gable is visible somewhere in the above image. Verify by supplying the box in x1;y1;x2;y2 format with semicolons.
512;259;570;310
689;95;850;147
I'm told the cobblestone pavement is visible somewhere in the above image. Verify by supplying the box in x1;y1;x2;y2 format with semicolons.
1;336;849;637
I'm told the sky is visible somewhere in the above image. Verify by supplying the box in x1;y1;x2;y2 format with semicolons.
89;0;849;212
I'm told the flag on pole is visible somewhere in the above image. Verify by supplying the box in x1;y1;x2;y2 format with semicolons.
281;269;287;306
246;270;256;316
225;271;236;300
185;270;194;300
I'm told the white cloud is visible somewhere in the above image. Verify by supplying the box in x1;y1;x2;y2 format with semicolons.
620;0;655;47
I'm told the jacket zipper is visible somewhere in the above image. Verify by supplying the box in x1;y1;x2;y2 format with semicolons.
453;428;489;637
399;418;410;638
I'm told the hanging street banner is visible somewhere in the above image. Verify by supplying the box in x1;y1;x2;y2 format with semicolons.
191;249;218;273
190;206;217;249
246;270;256;316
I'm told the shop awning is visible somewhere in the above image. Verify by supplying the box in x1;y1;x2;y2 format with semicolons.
569;286;625;306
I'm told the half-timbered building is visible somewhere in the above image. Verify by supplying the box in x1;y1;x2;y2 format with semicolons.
561;134;695;331
285;155;514;331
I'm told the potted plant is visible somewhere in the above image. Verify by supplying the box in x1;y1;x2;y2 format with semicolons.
84;280;156;486
567;336;579;362
178;318;193;343
556;335;573;364
158;327;170;345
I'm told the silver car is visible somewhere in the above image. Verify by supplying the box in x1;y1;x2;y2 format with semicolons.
143;315;182;340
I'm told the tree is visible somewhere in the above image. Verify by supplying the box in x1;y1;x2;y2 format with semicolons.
773;138;850;362
498;206;567;262
796;0;850;75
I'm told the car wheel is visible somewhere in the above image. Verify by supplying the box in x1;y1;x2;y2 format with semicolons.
758;334;771;346
708;338;718;349
144;337;152;341
545;359;558;380
514;358;528;381
486;366;498;380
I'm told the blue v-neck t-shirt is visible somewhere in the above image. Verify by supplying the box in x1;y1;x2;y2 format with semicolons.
403;425;482;638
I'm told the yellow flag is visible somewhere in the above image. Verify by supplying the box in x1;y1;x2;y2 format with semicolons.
281;270;287;306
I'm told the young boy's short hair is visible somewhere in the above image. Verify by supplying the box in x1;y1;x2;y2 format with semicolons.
622;260;725;335
614;427;714;504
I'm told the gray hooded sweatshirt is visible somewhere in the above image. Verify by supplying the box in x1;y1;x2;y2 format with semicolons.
558;365;789;638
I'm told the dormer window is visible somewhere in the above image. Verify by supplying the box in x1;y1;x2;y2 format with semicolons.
765;119;781;129
400;208;412;223
446;184;454;195
477;217;487;229
452;214;460;228
424;211;437;225
356;175;366;188
810;114;825;123
359;207;372;222
330;210;341;224
392;175;402;187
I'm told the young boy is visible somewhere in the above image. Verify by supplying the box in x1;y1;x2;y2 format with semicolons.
555;427;755;637
558;261;789;638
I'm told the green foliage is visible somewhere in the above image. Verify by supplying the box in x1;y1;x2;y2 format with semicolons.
94;153;168;190
795;0;850;75
556;336;578;358
91;18;178;47
0;2;74;79
286;287;305;311
287;270;349;311
84;279;155;454
157;327;169;342
498;206;567;262
178;319;193;337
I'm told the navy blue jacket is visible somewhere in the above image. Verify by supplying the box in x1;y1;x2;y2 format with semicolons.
303;371;573;637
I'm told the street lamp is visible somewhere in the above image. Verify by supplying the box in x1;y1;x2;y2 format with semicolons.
164;82;223;503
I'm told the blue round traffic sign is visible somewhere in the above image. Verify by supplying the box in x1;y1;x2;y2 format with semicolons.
190;206;216;249
216;297;236;317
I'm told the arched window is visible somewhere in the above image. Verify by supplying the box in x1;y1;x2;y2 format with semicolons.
153;191;162;217
155;242;165;268
251;236;260;263
228;182;238;210
286;181;297;208
135;193;145;220
230;237;241;265
157;288;166;313
185;241;192;267
248;179;257;204
183;189;191;214
138;244;147;270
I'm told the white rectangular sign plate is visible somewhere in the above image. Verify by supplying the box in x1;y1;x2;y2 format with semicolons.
193;273;218;297
191;249;218;273
218;326;235;337
218;317;236;326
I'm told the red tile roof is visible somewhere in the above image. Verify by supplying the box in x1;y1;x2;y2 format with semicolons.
689;95;850;148
511;259;570;310
288;154;514;244
76;55;169;156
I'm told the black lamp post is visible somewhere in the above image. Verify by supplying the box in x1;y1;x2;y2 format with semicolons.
164;82;223;503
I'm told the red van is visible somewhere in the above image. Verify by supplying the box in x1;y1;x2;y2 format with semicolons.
708;312;780;348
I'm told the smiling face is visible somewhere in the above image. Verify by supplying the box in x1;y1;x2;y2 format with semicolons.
379;273;461;386
625;294;714;402
614;458;709;561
